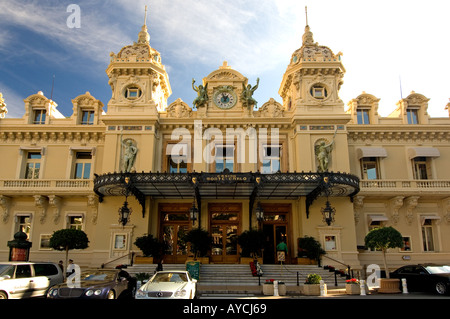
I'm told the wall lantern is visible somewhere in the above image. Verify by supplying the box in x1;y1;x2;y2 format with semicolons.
255;202;264;222
321;200;336;226
189;199;198;225
118;200;132;226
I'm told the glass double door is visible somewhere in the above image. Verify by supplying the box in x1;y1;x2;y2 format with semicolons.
209;203;241;263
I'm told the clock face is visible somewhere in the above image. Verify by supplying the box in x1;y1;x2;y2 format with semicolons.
214;90;237;109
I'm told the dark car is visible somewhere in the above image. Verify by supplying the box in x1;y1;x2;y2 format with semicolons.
47;269;136;299
390;264;450;295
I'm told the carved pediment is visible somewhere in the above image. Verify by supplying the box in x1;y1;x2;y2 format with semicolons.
259;98;284;118
166;98;192;118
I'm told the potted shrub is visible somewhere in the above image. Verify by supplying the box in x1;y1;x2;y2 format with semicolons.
134;234;163;264
297;236;325;265
182;227;211;263
303;273;322;296
237;229;265;264
364;226;403;293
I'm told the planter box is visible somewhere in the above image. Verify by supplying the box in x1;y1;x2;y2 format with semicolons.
302;284;321;296
134;256;154;264
297;257;316;265
345;284;360;295
263;283;286;296
378;278;401;294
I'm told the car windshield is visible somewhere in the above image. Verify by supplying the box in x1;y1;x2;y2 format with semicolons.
151;272;188;283
81;270;116;282
0;265;14;277
425;266;450;274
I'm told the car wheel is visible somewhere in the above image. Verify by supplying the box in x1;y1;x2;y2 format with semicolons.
107;290;115;299
0;291;8;299
435;282;447;295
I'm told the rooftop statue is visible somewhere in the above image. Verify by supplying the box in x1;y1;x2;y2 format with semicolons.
0;93;8;119
241;78;259;110
192;79;208;108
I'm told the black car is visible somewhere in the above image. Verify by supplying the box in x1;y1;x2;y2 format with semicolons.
390;264;450;295
47;269;136;299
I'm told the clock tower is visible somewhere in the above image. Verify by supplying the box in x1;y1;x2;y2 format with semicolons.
194;61;259;118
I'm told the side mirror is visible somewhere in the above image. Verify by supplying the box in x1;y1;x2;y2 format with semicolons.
0;275;11;280
192;279;197;283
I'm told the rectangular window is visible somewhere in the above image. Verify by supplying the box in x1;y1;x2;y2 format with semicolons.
262;145;281;174
400;236;412;252
25;152;41;179
421;219;434;252
361;157;380;180
215;145;234;172
407;108;419;124
81;110;94;125
16;215;31;239
68;216;83;230
412;157;430;180
357;108;370;124
33;109;46;124
74;152;92;179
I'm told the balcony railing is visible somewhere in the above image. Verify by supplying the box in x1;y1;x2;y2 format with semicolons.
360;179;450;192
0;179;94;195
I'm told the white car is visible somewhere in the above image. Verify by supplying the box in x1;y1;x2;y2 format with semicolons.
135;271;197;299
0;262;64;299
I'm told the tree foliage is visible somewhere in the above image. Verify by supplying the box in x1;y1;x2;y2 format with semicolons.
182;227;211;259
364;226;403;251
297;236;325;260
364;226;403;278
237;229;265;258
49;228;89;251
134;234;163;257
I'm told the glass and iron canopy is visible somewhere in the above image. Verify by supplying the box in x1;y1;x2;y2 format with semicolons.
94;170;359;222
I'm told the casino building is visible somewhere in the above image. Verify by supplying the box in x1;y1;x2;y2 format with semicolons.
1;17;450;272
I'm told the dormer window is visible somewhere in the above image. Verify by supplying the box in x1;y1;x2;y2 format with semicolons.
407;107;419;124
81;110;94;125
357;108;370;124
33;109;46;124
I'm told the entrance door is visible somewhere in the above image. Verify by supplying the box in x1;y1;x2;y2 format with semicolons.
209;203;241;263
260;204;290;264
159;204;192;263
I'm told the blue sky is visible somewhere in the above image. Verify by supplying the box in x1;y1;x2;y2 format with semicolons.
1;0;449;118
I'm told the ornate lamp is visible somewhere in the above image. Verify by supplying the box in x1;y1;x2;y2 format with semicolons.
321;200;335;226
118;200;132;226
189;199;198;225
255;202;264;222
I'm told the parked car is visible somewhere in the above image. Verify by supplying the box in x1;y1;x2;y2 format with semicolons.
0;261;64;299
135;271;197;299
390;264;450;295
47;269;136;299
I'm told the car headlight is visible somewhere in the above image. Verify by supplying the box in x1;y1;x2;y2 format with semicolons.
135;289;146;298
174;290;187;297
85;289;103;297
47;288;57;298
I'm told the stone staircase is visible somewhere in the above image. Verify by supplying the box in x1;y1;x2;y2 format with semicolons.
125;263;348;295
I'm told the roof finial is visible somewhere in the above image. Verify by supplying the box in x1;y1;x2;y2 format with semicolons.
144;5;148;26
137;5;150;44
305;6;308;26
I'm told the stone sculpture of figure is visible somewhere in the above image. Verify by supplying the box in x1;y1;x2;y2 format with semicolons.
0;93;8;119
241;78;259;109
192;79;208;108
122;139;138;172
315;129;337;172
